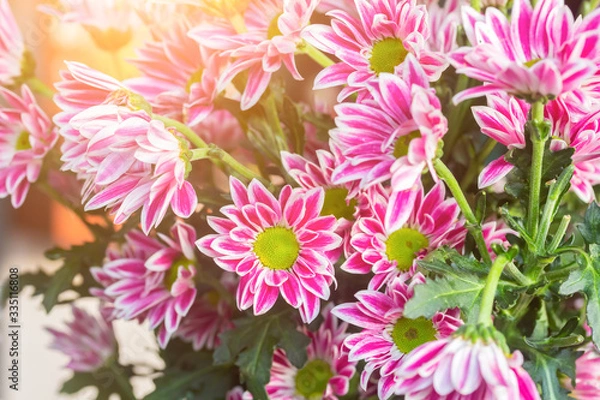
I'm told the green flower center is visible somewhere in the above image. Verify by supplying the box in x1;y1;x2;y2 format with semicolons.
295;359;333;399
15;131;31;151
370;37;408;75
385;228;429;271
321;187;357;220
392;316;437;354
186;69;204;93
393;130;421;159
253;227;299;270
267;13;283;39
523;58;541;68
164;256;192;290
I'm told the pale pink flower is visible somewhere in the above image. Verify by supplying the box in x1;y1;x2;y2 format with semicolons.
189;0;319;110
173;275;236;351
342;182;465;290
54;63;197;233
0;85;58;208
91;222;199;348
39;0;138;51
332;275;463;400
426;0;463;54
473;93;600;202
281;147;358;258
567;343;600;399
394;328;540;399
482;219;515;256
316;0;357;15
449;0;600;103
196;177;342;323
0;0;27;85
227;386;254;400
303;0;448;100
46;306;116;372
330;57;447;192
266;304;357;400
193;109;245;151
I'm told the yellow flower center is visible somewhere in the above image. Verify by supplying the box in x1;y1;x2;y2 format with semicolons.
392;316;437;354
163;256;192;291
523;58;541;68
321;187;357;220
393;130;421;159
253;227;300;270
370;38;409;75
385;228;429;271
15;131;32;151
295;359;333;399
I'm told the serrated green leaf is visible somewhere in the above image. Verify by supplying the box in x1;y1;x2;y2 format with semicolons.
417;247;487;277
403;275;485;322
523;349;577;400
580;202;600;245
60;365;135;400
559;245;600;347
1;270;52;305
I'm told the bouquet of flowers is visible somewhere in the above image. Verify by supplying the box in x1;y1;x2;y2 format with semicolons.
2;0;600;398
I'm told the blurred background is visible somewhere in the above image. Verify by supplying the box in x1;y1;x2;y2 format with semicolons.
0;1;161;398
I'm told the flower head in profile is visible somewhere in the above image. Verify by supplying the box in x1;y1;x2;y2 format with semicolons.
449;0;600;103
0;85;58;208
332;275;462;400
46;306;116;372
0;0;31;86
331;58;447;192
196;177;341;323
91;221;198;348
266;304;357;399
566;342;600;399
394;325;540;399
39;0;138;51
342;182;465;290
54;62;198;233
189;0;319;110
473;93;600;202
303;0;447;100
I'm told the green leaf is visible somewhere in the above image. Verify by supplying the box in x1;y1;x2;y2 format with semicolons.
580;202;600;245
60;365;135;400
41;241;108;312
1;270;52;305
403;275;485;322
146;351;233;400
523;349;577;400
559;244;600;347
214;312;310;400
417;247;488;277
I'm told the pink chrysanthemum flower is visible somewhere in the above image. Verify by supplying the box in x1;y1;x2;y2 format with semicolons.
266;304;357;400
332;275;463;400
449;0;600;103
0;0;28;86
128;17;228;126
330;57;447;192
196;177;341;323
566;343;600;399
473;93;600;202
46;306;116;372
173;275;236;351
394;326;540;399
0;85;58;208
91;221;198;348
342;182;465;290
281;147;358;258
227;386;254;400
39;0;138;51
54;63;198;233
303;0;447;100
189;0;319;110
426;0;463;54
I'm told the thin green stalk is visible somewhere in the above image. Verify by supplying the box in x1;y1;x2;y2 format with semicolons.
544;262;578;282
443;75;472;157
301;42;336;68
107;361;136;400
433;159;492;265
26;77;54;98
505;262;532;286
547;215;571;254
478;253;511;325
264;94;286;150
526;101;547;237
460;138;497;189
152;114;208;149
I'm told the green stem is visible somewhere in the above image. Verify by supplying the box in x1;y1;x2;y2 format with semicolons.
460;138;497;189
152;114;208;149
547;215;571;253
434;159;492;265
301;42;336;68
107;361;136;400
26;77;54;98
544;262;578;282
505;262;532;286
444;75;472;157
478;253;511;325
264;94;286;151
526;101;547;237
